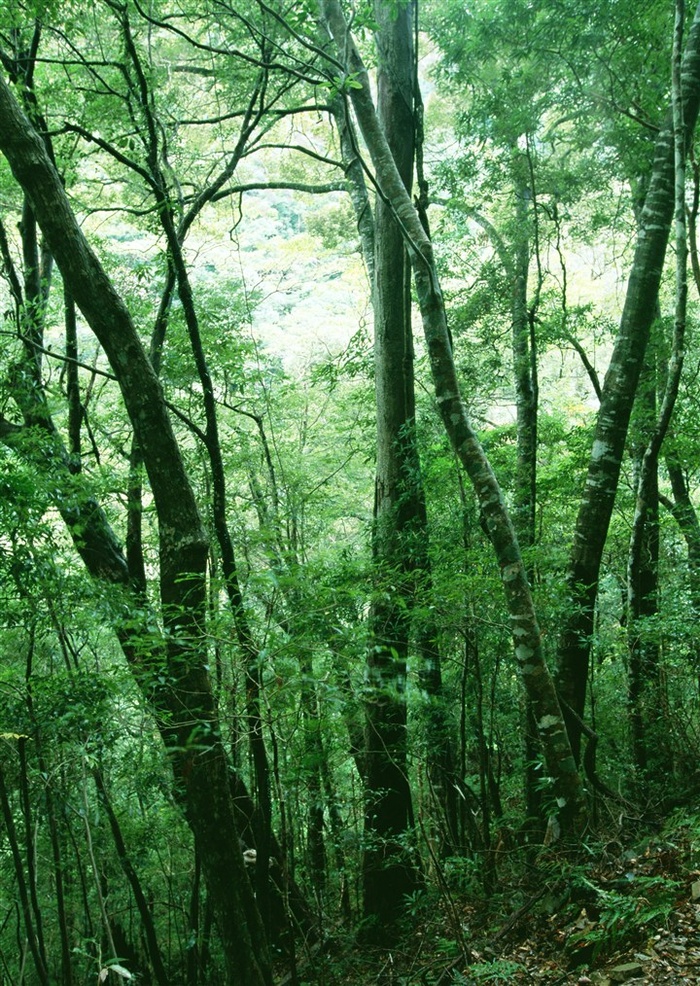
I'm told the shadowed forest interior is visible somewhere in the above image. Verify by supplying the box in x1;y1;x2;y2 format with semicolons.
1;1;700;983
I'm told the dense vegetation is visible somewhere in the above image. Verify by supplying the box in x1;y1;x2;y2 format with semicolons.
1;0;700;983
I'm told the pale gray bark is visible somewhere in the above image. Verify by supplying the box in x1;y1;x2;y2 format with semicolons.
319;0;585;831
361;0;420;929
628;0;689;776
556;0;700;763
330;91;376;283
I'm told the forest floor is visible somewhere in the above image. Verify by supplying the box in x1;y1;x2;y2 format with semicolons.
302;818;700;985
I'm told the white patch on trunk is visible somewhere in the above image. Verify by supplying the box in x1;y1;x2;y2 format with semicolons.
590;438;615;462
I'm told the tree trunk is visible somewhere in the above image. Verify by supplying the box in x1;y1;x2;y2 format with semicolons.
555;2;700;763
663;453;700;612
0;75;272;986
361;0;421;930
511;171;538;554
461;171;543;829
0;758;50;986
627;379;661;776
629;0;688;780
510;159;542;829
320;0;585;834
93;768;169;986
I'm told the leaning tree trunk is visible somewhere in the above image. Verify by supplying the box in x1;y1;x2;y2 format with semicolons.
460;172;543;829
0;75;272;986
555;0;700;764
509;154;543;829
628;0;688;781
320;0;585;835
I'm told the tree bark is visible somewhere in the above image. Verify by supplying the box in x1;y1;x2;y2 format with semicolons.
629;0;689;778
0;74;272;986
555;1;700;763
627;380;661;775
663;453;700;612
0;758;50;986
360;0;422;930
92;768;169;986
319;0;585;834
511;168;538;555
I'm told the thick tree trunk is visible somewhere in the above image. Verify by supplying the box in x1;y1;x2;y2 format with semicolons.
555;2;700;763
0;75;271;986
362;0;421;930
320;0;585;834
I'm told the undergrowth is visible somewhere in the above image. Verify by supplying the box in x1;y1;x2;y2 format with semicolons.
297;807;700;985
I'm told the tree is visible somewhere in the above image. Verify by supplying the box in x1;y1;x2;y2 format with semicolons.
626;0;689;779
0;69;273;986
555;1;700;763
5;1;700;980
360;0;422;931
318;0;585;834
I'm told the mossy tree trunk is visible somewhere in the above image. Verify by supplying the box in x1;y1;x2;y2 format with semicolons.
0;74;272;986
362;0;421;931
555;1;700;764
320;0;586;836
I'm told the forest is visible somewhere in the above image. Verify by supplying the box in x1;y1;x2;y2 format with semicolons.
1;0;700;983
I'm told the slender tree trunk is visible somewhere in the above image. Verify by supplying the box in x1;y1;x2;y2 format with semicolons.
663;453;700;611
16;737;47;971
460;173;543;829
33;736;72;985
627;381;661;775
510;158;543;830
319;745;352;920
92;769;169;986
0;759;50;986
298;653;327;892
629;0;688;780
116;19;277;941
511;171;538;553
661;451;700;701
330;91;375;284
320;0;585;834
555;1;700;763
0;74;272;986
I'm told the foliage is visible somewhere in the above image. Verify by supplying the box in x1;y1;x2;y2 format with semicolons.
453;960;527;983
568;871;681;962
0;0;699;981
